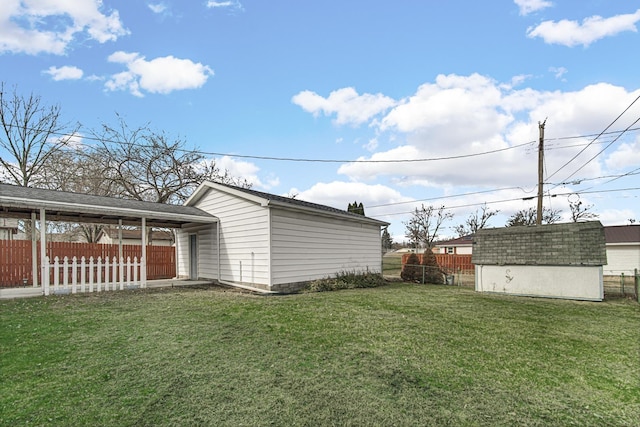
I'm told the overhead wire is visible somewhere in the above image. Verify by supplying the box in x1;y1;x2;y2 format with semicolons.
546;93;640;183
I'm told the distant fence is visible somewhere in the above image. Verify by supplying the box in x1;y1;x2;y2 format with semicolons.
0;241;175;287
401;253;474;273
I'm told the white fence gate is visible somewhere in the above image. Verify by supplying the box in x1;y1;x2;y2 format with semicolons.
43;256;146;296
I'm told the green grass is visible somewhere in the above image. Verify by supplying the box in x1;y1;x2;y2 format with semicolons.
1;284;639;426
382;251;403;276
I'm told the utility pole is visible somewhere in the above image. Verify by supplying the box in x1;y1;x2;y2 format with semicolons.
536;119;546;225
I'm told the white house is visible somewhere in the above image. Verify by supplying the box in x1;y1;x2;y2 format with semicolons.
176;182;389;293
97;228;173;246
603;225;640;277
0;217;18;240
434;235;473;255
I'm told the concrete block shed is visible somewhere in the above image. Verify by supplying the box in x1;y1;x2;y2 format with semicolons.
472;221;607;301
176;182;389;293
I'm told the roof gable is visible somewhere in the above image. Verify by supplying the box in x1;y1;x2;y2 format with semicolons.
187;181;389;226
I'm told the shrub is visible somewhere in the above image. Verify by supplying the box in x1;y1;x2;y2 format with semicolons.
421;249;444;284
401;253;422;282
306;270;386;292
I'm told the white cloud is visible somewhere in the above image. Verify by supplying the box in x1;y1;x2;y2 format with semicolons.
293;181;413;219
105;51;214;97
291;87;396;126
207;1;244;12
0;0;128;55
549;66;568;80
148;3;167;14
514;0;553;16
43;65;84;81
527;9;640;47
605;137;640;171
324;76;638;194
214;156;275;190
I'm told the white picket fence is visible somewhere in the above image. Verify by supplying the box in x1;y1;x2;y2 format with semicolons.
43;256;146;296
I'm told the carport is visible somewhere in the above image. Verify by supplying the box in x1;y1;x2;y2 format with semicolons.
0;183;217;295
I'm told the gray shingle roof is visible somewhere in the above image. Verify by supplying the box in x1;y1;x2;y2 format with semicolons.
0;183;216;227
209;182;389;226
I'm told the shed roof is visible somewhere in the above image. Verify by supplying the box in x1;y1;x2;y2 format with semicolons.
187;181;390;227
0;183;216;228
604;225;640;244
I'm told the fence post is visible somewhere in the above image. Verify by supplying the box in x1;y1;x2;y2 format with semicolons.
80;257;86;293
72;257;77;294
89;257;94;293
104;257;110;292
96;257;102;293
421;264;425;284
43;256;50;296
636;268;639;303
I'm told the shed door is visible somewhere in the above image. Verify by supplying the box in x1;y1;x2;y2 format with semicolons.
189;234;198;280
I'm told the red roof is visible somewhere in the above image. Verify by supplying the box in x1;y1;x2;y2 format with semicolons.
435;234;474;247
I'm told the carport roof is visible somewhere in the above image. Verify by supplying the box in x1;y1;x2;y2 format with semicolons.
0;183;217;228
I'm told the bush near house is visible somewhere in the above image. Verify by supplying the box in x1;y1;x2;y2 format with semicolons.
306;270;385;292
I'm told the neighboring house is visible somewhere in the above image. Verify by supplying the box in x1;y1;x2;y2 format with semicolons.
472;221;607;301
176;181;389;293
0;217;18;240
97;228;174;246
603;224;640;277
434;235;474;255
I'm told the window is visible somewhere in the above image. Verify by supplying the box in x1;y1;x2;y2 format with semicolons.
446;247;454;254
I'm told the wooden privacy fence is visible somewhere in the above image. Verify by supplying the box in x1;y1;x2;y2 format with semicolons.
401;253;474;273
0;241;175;287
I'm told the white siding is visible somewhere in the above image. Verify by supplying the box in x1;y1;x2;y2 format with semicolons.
270;209;382;285
604;245;640;276
193;190;270;286
475;265;604;301
196;225;217;279
175;230;189;278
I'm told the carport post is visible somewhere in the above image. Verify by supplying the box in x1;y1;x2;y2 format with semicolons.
39;208;47;295
31;212;38;287
141;217;147;287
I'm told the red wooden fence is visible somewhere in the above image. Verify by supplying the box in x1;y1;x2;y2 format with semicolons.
0;241;175;287
401;253;474;273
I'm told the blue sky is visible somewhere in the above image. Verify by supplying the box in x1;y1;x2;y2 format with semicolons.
1;0;640;241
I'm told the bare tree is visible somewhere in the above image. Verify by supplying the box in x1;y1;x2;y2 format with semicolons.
39;148;115;242
0;83;78;187
89;114;250;204
506;207;562;226
454;204;499;237
568;198;598;222
404;204;453;249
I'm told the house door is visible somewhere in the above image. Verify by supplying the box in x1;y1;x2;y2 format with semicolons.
189;234;198;280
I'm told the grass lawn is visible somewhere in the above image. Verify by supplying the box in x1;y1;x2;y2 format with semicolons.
1;283;639;426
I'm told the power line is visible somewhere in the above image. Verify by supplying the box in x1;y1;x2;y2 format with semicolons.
367;185;536;209
552;115;640;186
371;186;640;218
546;94;640;182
